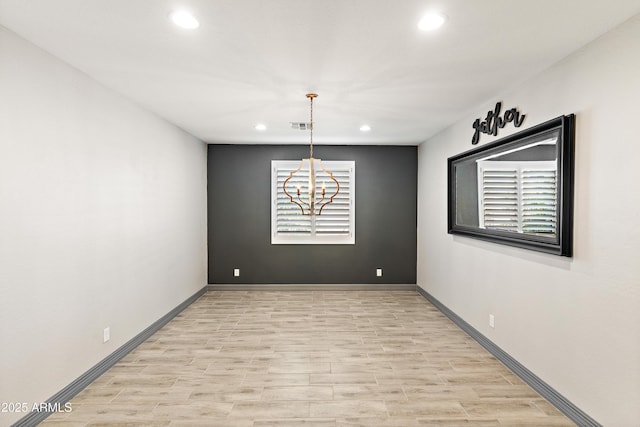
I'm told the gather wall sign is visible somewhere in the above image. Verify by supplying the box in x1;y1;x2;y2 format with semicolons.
471;101;526;145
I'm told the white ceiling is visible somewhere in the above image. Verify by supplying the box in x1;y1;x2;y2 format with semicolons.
1;0;639;145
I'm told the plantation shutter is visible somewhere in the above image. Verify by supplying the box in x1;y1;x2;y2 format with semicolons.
275;168;312;235
478;161;556;236
480;169;519;232
314;168;352;235
522;169;557;235
272;160;355;244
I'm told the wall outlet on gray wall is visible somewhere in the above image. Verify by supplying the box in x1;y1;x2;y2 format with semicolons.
376;268;383;277
103;327;110;343
233;268;240;277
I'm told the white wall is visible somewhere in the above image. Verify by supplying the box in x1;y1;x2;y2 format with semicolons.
417;14;640;427
0;27;208;425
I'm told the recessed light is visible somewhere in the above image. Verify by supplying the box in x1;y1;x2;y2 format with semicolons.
255;124;267;131
418;12;446;31
360;125;371;132
170;10;200;29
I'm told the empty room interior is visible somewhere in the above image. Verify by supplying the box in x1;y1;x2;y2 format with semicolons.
1;1;640;426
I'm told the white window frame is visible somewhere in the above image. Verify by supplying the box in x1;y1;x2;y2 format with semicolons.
271;160;355;245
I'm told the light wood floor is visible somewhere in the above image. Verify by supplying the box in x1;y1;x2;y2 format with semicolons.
43;291;575;426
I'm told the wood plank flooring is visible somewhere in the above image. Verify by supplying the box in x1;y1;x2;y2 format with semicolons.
42;291;575;426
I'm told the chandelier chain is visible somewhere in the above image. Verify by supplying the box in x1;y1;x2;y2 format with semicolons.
309;95;314;158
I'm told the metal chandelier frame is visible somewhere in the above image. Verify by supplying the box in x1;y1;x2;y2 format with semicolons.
282;93;340;216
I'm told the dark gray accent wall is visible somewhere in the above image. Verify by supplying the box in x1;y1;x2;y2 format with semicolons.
455;162;480;227
494;144;556;161
208;145;417;284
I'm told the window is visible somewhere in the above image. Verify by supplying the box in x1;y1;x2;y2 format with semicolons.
477;160;557;236
271;160;355;244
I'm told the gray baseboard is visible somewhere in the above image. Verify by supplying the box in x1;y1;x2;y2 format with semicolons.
416;285;601;427
208;283;416;291
11;285;207;427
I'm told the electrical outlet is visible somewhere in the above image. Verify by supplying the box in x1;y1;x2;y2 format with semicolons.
489;314;495;328
233;268;240;277
376;268;383;277
103;327;110;343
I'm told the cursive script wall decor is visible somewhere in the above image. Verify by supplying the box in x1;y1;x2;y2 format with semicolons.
471;101;525;145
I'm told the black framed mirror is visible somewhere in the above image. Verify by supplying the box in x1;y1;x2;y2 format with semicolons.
448;114;575;256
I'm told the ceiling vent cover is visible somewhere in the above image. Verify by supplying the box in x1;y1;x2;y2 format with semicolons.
290;122;311;130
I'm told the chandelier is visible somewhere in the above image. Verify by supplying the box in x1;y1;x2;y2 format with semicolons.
283;93;340;216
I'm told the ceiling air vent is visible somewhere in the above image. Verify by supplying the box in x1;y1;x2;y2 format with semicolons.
290;122;311;131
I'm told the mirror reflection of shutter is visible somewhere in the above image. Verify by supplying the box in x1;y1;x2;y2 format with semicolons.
275;167;312;235
314;169;351;235
481;169;519;232
522;169;557;235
